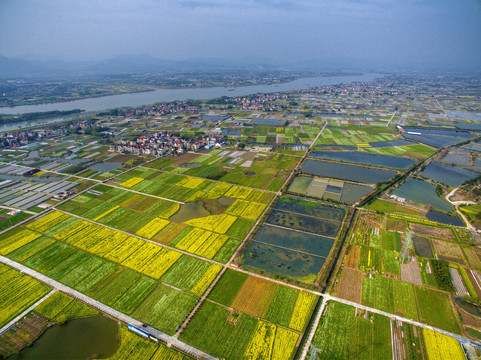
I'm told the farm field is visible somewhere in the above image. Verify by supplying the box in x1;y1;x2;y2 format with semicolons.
59;170;279;262
0;212;224;336
208;269;317;332
180;300;300;360
242;197;345;284
0;263;51;328
309;301;392;360
360;274;461;333
146;150;299;191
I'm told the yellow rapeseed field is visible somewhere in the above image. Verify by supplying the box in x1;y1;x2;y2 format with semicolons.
176;177;205;189
289;291;318;331
136;218;170;239
423;328;465;360
184;214;237;234
191;264;222;296
243;321;276;360
26;211;69;232
0;228;42;255
120;177;144;188
271;327;299;360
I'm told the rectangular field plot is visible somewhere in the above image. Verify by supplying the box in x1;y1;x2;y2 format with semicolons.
146;151;299;191
57;186;179;235
310;301;392;360
241;197;345;284
266;210;341;237
243;241;326;284
274;197;345;222
302;159;397;185
289;175;374;204
252;225;335;258
0;264;51;327
131;284;196;335
180;301;299;360
360;274;461;333
208;269;317;332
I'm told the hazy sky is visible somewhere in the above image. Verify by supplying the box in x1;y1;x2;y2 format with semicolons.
0;0;480;69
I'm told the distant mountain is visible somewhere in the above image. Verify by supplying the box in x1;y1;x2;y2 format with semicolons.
0;54;283;78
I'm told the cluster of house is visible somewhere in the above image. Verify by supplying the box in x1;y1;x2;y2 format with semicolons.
110;132;222;156
0;128;65;148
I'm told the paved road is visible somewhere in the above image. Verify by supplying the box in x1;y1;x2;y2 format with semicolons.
446;188;477;231
0;255;216;360
324;294;481;347
0;289;56;335
298;296;328;360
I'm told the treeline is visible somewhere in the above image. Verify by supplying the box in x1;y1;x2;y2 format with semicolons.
0;109;83;125
430;259;455;292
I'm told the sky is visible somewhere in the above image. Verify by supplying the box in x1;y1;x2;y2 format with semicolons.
0;0;480;70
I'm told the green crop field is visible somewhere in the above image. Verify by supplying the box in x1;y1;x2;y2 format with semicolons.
264;286;298;327
180;301;259;360
208;269;248;306
131;285;196;335
161;255;212;291
310;301;392;360
146;152;299;191
415;287;461;334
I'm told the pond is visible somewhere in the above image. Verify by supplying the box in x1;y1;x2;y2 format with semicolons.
301;159;396;184
440;153;471;166
402;133;466;148
170;200;209;223
421;162;478;187
9;315;119;360
309;151;415;169
392;178;452;213
426;210;464;226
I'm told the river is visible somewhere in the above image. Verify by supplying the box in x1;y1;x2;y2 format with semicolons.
0;73;381;131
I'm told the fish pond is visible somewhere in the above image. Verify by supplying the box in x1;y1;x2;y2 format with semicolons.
421;162;479;187
242;197;345;284
426;210;464;226
302;159;397;184
242;241;327;285
392;178;452;213
9;315;119;360
288;175;371;204
309;151;416;169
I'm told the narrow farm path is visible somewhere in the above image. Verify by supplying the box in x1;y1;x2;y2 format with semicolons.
0;289;56;335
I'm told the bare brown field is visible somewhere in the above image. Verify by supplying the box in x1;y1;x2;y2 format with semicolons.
231;276;278;317
458;308;481;329
386;218;406;232
334;267;363;303
171;153;202;167
153;222;187;245
344;246;360;268
410;223;456;241
400;258;422;286
432;239;465;260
